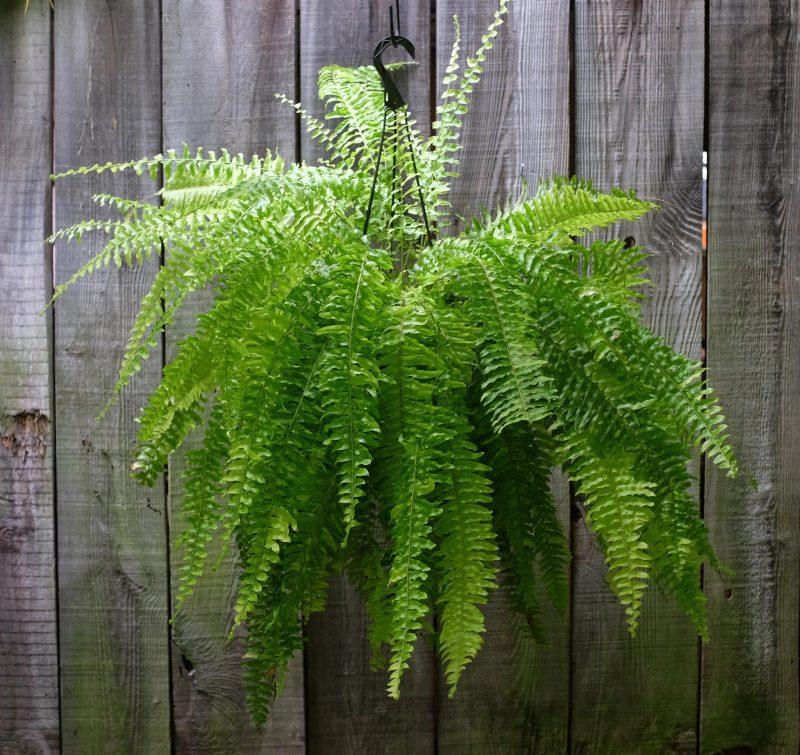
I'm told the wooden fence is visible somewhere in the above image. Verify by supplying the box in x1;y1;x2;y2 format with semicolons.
1;0;798;752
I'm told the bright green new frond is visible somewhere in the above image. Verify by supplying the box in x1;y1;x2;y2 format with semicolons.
51;151;277;312
429;0;511;223
319;240;390;541
276;92;337;159
569;444;655;632
317;64;387;170
478;177;657;244
160;145;272;211
434;418;497;694
108;165;363;405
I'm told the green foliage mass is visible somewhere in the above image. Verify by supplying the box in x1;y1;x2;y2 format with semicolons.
51;0;736;723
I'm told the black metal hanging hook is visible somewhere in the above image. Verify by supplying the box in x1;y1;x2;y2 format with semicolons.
372;0;415;111
364;0;433;247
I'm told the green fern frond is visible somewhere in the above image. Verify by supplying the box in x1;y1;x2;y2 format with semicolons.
172;401;227;612
434;419;497;694
568;444;655;632
484;422;569;637
319;241;390;542
376;292;449;697
385;434;441;699
429;0;511;223
479;177;657;244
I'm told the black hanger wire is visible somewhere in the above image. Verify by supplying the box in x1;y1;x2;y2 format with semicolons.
362;0;433;247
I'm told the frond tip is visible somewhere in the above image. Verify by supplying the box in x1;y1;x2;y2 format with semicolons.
50;0;737;725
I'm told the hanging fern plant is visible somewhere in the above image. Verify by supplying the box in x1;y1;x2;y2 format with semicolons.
51;0;736;723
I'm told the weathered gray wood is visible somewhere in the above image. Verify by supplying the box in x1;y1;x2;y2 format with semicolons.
570;3;705;753
53;0;171;751
299;2;436;752
0;10;57;751
702;1;800;752
160;1;305;750
435;3;571;752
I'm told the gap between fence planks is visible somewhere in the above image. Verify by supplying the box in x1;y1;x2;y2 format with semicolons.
0;2;59;752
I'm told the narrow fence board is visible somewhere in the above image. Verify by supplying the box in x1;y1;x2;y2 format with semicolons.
702;1;800;752
0;2;59;752
299;1;436;752
160;2;305;751
53;0;171;752
570;3;705;753
435;2;571;753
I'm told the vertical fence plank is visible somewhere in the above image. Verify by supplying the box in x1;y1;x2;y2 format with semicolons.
53;0;171;751
570;3;705;753
702;1;800;752
160;3;305;751
0;2;59;752
435;3;571;753
299;2;436;752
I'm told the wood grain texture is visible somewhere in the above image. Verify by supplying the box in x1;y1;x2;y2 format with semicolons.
702;1;800;752
160;1;305;751
299;2;436;752
437;0;570;227
571;2;705;753
53;0;171;752
0;3;59;753
435;3;571;753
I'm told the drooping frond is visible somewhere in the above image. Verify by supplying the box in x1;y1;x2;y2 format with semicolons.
482;421;569;639
434;419;498;693
172;400;227;611
318;240;390;542
375;291;448;698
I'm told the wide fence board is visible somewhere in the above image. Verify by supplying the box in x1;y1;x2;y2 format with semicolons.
702;1;800;752
0;2;59;753
160;2;305;751
299;2;437;753
53;0;171;752
570;2;705;753
435;2;572;752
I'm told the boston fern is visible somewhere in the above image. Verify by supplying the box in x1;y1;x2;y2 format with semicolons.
51;1;735;723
